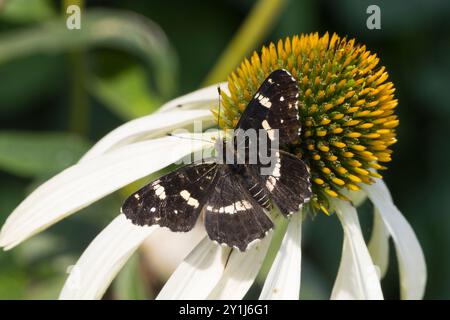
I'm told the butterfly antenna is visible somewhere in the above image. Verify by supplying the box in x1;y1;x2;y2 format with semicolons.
166;133;214;144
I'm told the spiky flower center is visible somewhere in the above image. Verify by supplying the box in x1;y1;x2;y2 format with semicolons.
214;33;398;212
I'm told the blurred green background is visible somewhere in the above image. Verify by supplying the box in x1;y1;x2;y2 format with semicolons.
0;0;449;299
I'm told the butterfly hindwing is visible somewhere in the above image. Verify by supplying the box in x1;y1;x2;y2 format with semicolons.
204;166;274;251
255;150;312;216
236;69;301;146
122;162;218;232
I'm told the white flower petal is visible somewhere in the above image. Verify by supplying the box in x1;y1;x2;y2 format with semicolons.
342;188;368;208
208;234;273;300
158;82;228;113
363;179;427;300
368;208;390;279
141;223;207;280
59;214;156;299
0;135;211;250
331;200;383;300
81;82;227;161
156;236;230;300
259;214;302;300
81;109;213;162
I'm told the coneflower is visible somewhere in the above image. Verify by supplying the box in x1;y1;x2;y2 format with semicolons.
217;32;398;213
0;33;426;300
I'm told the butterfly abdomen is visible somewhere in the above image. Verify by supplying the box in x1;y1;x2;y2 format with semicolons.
238;167;272;210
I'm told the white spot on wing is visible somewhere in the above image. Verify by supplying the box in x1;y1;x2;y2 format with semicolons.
154;185;166;200
180;190;190;200
266;176;277;191
180;189;199;208
268;152;281;178
257;94;272;108
187;197;199;208
213;200;252;214
272;163;281;177
262;120;275;140
241;200;253;210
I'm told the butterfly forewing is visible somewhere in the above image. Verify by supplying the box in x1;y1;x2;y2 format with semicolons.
121;162;218;232
236;69;301;147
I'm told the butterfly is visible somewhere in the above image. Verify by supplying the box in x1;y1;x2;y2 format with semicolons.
121;69;312;251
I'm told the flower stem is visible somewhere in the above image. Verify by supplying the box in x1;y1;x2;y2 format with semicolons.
68;50;89;134
203;0;287;85
63;0;89;135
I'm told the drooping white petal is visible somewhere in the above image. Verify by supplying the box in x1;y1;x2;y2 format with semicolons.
259;214;302;300
208;233;273;300
156;236;230;300
363;179;427;300
0;135;213;250
342;188;368;208
81;110;213;161
368;208;390;279
331;200;383;300
59;214;156;300
158;82;228;113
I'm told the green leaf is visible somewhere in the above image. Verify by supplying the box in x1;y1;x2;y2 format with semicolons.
114;252;148;300
0;9;178;100
0;131;90;178
0;268;27;299
0;55;64;117
299;258;329;300
89;66;163;120
0;177;27;220
0;0;56;24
